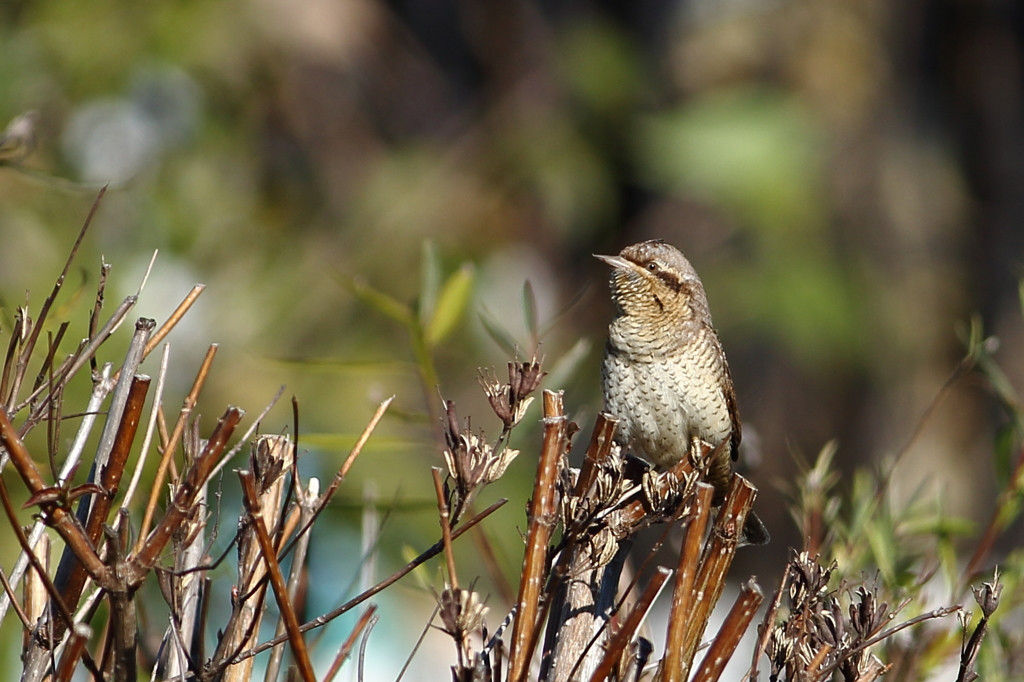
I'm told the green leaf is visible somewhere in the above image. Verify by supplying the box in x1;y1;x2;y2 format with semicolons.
336;272;413;326
901;514;974;538
418;239;441;325
544;338;592;391
425;263;475;347
480;307;518;356
402;544;435;592
866;516;896;582
995;492;1024;533
542;283;590;337
523;280;538;347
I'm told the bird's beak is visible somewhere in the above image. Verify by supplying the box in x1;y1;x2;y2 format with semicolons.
593;253;632;269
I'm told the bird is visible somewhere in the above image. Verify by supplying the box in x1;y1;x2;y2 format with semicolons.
596;239;769;545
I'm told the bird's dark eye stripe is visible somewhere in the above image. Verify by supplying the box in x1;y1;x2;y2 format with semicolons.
653;270;684;293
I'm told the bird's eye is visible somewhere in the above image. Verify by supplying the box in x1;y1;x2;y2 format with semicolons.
647;262;659;272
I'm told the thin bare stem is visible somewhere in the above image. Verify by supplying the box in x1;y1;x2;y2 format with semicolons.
119;343;170;514
239;469;317;682
267;396;392;562
135;343;218;552
130;406;243;575
233;497;508;662
432;467;459;588
319;396;395;502
588;566;673;682
125;283;206;380
0;567;31;629
265;477;320;682
323;605;379;682
747;565;791;682
9;186;106;411
959;443;1024;595
357;613;380;682
135;250;159;297
395;604;439;682
0;407;107;579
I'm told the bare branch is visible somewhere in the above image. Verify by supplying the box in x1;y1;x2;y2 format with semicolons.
239;468;317;682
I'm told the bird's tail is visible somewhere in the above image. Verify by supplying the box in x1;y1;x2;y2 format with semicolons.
741;510;770;546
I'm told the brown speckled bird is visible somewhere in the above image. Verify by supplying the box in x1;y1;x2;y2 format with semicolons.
596;239;768;545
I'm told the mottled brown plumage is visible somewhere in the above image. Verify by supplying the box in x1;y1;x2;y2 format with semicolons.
597;239;768;545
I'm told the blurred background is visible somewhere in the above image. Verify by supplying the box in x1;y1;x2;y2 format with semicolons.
1;0;1023;678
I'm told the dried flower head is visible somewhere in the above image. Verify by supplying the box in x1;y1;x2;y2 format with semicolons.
972;569;1002;619
789;551;835;609
438;586;490;642
442;401;520;518
478;356;545;429
766;624;794;676
812;596;847;649
849;586;888;639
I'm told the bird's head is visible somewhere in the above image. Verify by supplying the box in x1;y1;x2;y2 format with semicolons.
594;240;710;324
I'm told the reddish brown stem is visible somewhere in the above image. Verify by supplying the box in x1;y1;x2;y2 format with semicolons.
508;390;566;682
323;605;378;682
53;624;92;682
679;475;758;672
690;578;763;682
130;406;243;577
588;566;673;682
574;412;618;498
662;482;715;682
960;443;1024;594
54;374;151;643
239;469;317;682
0;407;107;579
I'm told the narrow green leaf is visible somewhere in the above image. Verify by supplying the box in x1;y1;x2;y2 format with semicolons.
995;493;1023;532
544;338;592;390
336;272;413;326
866;517;896;582
523;279;539;347
402;544;435;592
542;283;591;337
53;268;89;322
419;239;441;325
425;263;475;347
480;307;518;357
